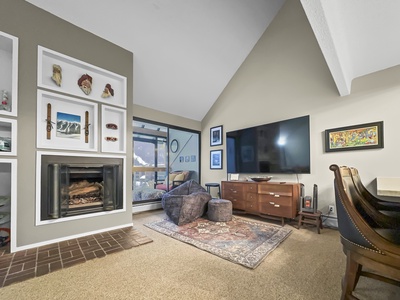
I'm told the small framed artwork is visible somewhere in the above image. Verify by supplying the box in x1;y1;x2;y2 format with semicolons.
325;121;384;152
229;173;239;181
210;149;223;169
210;125;223;146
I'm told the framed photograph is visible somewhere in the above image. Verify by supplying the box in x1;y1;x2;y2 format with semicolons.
325;121;384;152
37;90;98;151
210;125;223;146
210;149;223;169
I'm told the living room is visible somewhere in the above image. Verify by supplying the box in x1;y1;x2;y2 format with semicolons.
1;0;400;298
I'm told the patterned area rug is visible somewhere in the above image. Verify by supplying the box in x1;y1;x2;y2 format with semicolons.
145;216;292;269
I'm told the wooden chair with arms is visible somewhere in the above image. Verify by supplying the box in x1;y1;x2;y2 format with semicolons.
330;164;400;300
349;167;400;212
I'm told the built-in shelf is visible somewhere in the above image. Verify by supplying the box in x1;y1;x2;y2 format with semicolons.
101;105;126;153
36;90;98;152
0;117;17;156
0;159;17;253
37;46;127;108
0;31;18;117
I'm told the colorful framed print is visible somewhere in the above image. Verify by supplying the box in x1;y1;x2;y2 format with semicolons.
325;121;384;152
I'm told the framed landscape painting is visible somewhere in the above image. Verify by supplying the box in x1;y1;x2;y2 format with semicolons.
325;121;384;152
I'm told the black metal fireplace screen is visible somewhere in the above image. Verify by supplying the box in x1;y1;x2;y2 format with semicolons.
41;155;123;220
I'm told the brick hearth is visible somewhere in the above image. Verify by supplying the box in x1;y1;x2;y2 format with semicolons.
0;227;152;287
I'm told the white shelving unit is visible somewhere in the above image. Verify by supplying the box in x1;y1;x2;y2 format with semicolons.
0;31;18;253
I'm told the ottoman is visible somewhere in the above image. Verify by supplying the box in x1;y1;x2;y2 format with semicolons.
207;199;233;222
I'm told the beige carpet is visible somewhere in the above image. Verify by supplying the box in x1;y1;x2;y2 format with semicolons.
0;209;399;300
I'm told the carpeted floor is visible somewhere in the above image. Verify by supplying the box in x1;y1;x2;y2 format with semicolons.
0;209;399;300
145;216;292;269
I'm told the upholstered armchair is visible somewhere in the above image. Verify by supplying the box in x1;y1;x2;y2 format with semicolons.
330;164;400;300
161;180;212;225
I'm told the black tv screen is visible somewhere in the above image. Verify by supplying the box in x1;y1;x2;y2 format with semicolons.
226;116;310;174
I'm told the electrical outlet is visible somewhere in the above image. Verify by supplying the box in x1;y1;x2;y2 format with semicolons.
329;205;335;214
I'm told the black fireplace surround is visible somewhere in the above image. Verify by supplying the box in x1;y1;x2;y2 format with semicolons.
40;155;124;221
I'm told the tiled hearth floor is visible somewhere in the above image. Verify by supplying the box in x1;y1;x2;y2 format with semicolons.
0;227;152;288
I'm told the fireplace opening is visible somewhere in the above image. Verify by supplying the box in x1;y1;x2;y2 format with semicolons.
64;166;104;212
41;155;123;221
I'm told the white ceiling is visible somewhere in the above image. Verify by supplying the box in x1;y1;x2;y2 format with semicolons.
26;0;400;121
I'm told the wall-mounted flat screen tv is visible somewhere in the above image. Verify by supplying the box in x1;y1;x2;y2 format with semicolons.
226;115;310;174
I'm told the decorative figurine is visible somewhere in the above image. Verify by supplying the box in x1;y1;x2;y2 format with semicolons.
101;83;114;98
51;64;62;86
0;90;10;111
105;137;118;142
106;123;118;130
78;74;93;95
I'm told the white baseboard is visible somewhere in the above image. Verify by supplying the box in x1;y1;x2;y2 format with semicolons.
322;214;338;229
132;201;162;214
13;222;133;253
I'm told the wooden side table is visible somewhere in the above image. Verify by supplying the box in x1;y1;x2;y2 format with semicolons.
297;211;323;234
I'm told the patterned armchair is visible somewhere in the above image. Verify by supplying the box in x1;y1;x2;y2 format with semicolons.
161;180;212;225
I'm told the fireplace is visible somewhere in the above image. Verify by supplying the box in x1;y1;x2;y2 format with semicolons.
40;155;123;221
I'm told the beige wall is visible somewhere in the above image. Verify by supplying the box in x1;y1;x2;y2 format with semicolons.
133;104;201;131
202;0;400;214
1;0;134;249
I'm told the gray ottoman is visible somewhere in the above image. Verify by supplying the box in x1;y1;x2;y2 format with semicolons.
207;199;233;222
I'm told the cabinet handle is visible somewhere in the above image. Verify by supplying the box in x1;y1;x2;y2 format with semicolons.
274;195;280;198
274;204;280;207
269;202;275;205
269;192;274;195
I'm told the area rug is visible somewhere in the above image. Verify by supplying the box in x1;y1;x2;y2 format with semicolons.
145;216;292;269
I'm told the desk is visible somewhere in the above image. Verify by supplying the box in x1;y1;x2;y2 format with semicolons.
297;211;323;234
377;177;400;197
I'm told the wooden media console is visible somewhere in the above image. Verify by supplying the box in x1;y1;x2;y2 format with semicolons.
221;181;300;225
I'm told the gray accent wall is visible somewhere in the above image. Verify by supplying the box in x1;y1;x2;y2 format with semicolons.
1;0;133;249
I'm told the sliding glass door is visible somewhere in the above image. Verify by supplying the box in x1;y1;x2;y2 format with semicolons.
132;119;200;205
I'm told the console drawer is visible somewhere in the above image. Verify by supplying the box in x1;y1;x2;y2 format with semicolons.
259;195;292;217
258;184;293;196
245;198;258;213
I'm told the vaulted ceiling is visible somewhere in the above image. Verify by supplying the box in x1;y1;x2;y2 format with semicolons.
26;0;400;121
